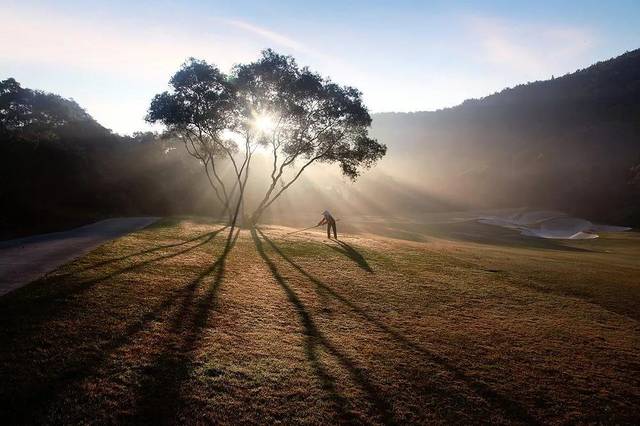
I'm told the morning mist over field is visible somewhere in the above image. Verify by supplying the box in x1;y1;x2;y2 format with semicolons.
1;1;640;424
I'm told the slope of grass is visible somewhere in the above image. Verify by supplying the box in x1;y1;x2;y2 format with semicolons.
0;218;639;424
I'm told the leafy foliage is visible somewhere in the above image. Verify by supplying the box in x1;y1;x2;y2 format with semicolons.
0;78;95;141
147;50;386;223
0;80;218;238
232;49;385;180
147;59;236;150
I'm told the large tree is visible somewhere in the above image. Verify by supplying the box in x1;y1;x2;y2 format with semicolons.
146;60;243;226
147;50;386;227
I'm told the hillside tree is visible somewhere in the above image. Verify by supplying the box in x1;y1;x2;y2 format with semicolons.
147;50;386;228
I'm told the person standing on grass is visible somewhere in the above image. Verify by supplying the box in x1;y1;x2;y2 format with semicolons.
318;210;337;239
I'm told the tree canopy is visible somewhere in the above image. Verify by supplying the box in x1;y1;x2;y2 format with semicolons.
0;79;218;239
0;78;97;141
147;49;386;225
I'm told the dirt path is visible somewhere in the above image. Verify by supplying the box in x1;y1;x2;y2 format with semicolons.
0;217;158;296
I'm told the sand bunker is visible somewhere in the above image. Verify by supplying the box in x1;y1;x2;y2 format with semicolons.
478;210;631;240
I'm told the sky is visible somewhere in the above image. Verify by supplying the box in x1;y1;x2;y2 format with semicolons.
1;0;639;134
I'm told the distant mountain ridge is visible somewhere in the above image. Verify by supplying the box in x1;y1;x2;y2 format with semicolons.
371;48;640;225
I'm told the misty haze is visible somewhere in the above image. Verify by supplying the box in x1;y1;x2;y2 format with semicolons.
1;1;639;424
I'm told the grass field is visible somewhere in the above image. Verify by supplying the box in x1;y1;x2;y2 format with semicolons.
1;217;639;424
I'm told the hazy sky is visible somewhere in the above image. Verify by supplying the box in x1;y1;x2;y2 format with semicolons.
2;0;639;134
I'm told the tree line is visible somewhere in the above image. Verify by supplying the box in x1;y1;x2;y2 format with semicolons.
1;50;386;237
0;78;217;238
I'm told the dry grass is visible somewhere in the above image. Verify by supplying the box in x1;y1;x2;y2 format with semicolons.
1;217;639;424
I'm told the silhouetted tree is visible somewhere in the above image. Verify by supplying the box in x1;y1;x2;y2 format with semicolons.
235;50;386;223
146;60;241;225
147;50;386;227
1;79;218;238
1;78;93;140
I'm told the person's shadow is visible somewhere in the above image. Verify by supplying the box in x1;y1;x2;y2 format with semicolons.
324;240;373;272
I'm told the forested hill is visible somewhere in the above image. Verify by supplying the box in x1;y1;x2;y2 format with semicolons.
2;48;640;238
465;48;640;107
371;49;640;225
0;78;215;238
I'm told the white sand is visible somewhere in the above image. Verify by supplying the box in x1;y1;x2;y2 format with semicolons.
478;210;631;240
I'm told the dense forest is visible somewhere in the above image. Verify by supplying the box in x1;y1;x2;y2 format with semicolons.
371;48;640;225
2;48;639;238
0;78;216;238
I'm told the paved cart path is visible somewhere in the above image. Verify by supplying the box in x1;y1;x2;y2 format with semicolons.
0;217;158;296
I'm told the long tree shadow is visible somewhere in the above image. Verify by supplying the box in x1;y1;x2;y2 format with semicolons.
257;229;537;424
0;227;229;358
0;226;231;424
5;227;227;316
69;229;219;273
132;227;240;424
252;228;396;425
324;240;373;272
